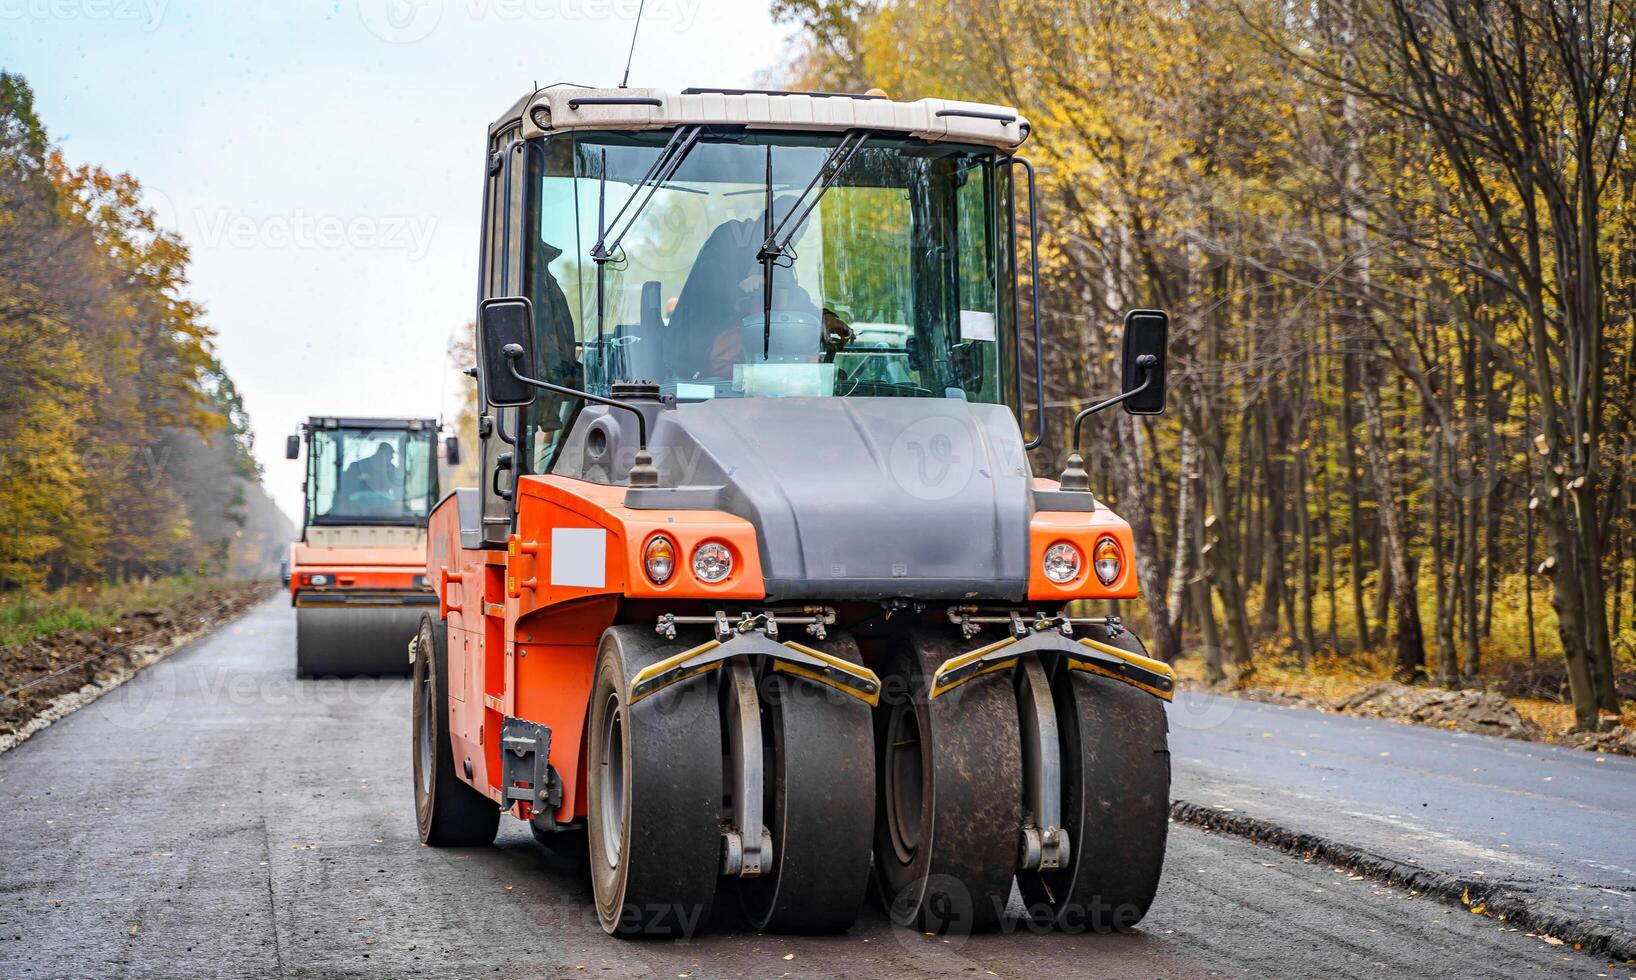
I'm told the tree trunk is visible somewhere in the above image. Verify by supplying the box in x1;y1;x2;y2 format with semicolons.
1342;353;1370;650
1432;443;1457;686
1112;411;1180;664
1168;420;1200;631
1360;366;1426;681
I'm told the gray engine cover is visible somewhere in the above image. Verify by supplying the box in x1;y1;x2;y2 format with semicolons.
556;397;1034;602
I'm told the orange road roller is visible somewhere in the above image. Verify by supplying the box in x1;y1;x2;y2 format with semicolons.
285;416;456;677
413;86;1176;937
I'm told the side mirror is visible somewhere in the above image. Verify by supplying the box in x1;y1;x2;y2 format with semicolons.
445;436;461;466
478;297;538;408
1120;309;1168;415
285;434;300;459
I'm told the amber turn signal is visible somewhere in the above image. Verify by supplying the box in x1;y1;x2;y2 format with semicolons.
643;535;677;585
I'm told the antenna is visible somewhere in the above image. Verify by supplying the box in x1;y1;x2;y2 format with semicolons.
619;0;647;89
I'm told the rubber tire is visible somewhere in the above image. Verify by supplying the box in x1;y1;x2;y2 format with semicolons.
873;629;1022;934
413;614;500;846
587;626;723;938
738;635;875;934
1017;627;1170;932
296;604;422;678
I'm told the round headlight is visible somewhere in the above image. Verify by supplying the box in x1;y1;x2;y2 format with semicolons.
692;542;734;583
1042;542;1082;584
643;535;676;585
309;573;330;587
1093;536;1123;586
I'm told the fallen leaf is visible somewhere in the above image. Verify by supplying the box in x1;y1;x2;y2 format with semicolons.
784;953;796;960
129;924;139;936
1540;936;1564;946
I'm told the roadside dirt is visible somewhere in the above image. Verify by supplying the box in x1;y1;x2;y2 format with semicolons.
1228;680;1635;756
0;583;275;748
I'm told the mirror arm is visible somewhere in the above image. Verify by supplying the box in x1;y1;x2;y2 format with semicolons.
1070;357;1155;448
502;346;659;487
1057;356;1156;493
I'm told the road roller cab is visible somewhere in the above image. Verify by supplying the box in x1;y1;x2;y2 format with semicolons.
414;86;1176;938
286;416;455;677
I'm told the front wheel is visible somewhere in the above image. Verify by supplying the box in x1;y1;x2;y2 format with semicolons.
1017;627;1170;932
586;626;723;937
412;615;499;847
737;635;875;933
872;629;1022;934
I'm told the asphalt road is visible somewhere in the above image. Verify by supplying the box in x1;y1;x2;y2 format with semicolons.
0;597;1620;979
1169;690;1636;936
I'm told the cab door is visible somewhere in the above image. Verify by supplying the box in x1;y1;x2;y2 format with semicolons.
477;124;528;546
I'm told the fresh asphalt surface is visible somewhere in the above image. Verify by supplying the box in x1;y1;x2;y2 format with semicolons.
1170;689;1636;936
0;597;1623;978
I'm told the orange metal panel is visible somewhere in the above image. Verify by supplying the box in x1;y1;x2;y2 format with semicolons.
292;543;425;567
1028;490;1141;601
512;596;617;822
289;543;426;601
290;568;421;592
508;476;766;611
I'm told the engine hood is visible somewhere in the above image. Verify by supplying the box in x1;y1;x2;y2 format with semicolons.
561;397;1034;602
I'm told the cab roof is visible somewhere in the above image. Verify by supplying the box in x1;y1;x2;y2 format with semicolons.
305;417;439;431
489;86;1029;151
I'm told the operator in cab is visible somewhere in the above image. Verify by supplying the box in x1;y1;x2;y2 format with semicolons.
667;201;854;379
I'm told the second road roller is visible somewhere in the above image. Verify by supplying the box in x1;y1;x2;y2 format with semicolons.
286;416;456;677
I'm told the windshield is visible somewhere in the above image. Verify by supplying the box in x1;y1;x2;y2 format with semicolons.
520;129;1013;470
306;425;437;526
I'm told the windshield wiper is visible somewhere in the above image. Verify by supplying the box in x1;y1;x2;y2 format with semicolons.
590;126;704;374
590;125;704;263
758;131;870;261
756;130;870;358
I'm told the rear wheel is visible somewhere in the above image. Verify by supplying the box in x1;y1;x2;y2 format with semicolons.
1017;628;1170;932
412;614;499;846
738;635;875;933
587;626;723;937
873;630;1021;934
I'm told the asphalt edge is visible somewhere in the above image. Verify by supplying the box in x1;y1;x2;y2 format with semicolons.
0;588;278;757
1170;799;1636;962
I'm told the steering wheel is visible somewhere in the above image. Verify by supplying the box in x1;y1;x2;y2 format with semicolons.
738;310;823;363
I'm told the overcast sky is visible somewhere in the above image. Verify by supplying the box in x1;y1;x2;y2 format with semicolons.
2;0;792;520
